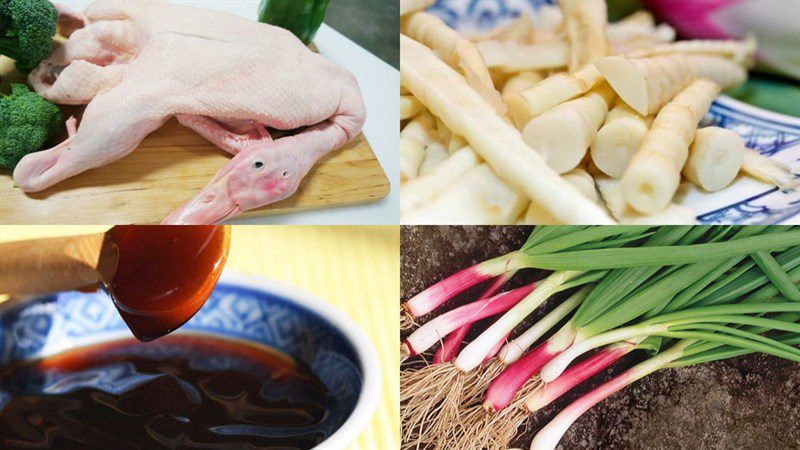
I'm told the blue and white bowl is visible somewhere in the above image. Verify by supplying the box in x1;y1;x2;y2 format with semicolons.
428;0;800;225
0;272;381;450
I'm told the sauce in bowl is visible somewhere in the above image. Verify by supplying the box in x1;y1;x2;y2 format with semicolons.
0;335;331;449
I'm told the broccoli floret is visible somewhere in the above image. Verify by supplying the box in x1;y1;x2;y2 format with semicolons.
0;0;58;72
0;83;62;169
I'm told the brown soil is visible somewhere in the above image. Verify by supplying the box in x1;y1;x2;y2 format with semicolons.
401;226;800;450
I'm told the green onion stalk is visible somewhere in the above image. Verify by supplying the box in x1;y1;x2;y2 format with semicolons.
401;226;654;448
540;303;800;382
401;226;652;319
529;319;800;450
538;249;800;384
523;253;800;414
481;226;798;412
433;271;517;364
400;226;798;448
402;282;536;357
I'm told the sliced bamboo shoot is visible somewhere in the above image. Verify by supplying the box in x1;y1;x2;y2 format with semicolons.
683;127;745;192
402;12;506;115
615;10;655;27
402;164;527;224
560;0;609;71
621;79;720;214
448;134;467;152
476;40;569;73
598;53;746;115
596;54;695;115
590;99;653;178
628;35;757;67
609;24;676;54
419;141;449;176
400;137;426;183
531;4;565;30
400;95;424;120
400;111;436;182
563;169;599;202
505;64;603;129
522;84;615;174
523;169;599;224
607;22;675;46
401;35;615;224
401;146;481;214
401;111;436;144
687;55;748;90
742;148;800;191
501;71;544;97
596;176;696;224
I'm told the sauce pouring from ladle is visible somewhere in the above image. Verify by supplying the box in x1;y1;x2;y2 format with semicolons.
0;225;231;341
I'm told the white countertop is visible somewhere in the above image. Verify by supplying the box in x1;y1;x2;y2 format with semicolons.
60;1;399;225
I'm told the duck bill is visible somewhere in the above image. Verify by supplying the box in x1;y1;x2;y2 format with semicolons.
162;178;241;225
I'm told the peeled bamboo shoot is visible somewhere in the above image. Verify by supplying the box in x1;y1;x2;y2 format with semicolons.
400;112;436;182
683;127;745;192
560;0;609;71
506;64;603;129
597;53;746;115
402;12;506;115
400;95;424;120
590;99;653;178
401;146;481;214
401;35;615;223
628;36;757;67
687;55;748;90
596;176;696;224
523;169;599;224
522;84;615;174
403;164;527;224
742;148;800;191
609;24;676;54
502;72;544;96
477;40;569;73
596;54;695;115
563;169;599;201
621;79;720;214
419;142;449;176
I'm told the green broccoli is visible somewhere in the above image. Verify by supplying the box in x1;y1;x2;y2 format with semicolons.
0;0;58;72
0;83;62;169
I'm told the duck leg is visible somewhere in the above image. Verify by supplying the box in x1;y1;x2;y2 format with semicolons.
13;87;170;193
176;114;272;156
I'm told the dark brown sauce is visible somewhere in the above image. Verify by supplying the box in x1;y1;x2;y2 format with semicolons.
0;335;330;449
104;226;230;342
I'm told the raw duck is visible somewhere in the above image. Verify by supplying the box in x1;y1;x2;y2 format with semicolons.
13;1;366;224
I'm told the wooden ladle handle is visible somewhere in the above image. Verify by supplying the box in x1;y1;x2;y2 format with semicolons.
0;233;118;297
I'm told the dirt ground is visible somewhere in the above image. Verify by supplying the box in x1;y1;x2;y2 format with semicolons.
400;226;800;450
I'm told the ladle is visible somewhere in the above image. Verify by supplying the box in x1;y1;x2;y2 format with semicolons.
0;225;231;341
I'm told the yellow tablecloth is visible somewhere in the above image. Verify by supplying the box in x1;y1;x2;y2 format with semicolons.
0;225;400;450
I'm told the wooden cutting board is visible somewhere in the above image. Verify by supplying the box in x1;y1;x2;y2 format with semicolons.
0;59;390;225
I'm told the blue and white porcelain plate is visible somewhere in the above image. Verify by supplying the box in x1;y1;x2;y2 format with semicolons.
428;0;800;225
0;272;381;450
